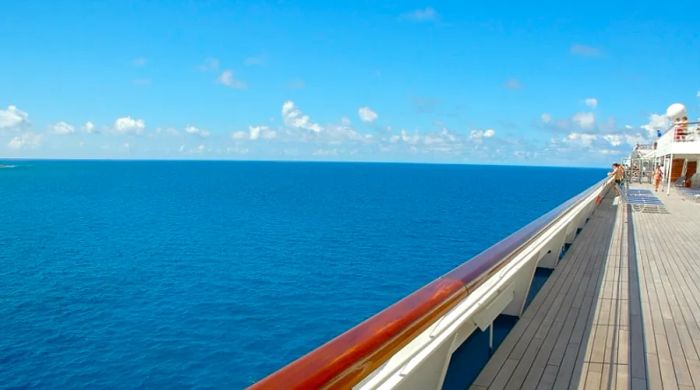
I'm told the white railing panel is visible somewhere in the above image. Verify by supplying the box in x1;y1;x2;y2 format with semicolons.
356;184;607;389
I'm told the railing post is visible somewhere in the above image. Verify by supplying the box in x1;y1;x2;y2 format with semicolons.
564;218;578;244
537;230;566;269
503;253;538;317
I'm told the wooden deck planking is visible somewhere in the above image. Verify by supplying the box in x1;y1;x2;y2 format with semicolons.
471;194;619;389
578;192;630;390
471;185;700;389
632;186;700;389
479;204;609;388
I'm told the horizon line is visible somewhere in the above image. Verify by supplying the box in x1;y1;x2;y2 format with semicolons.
0;157;611;169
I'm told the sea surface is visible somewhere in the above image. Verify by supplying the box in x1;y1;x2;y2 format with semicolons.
0;161;606;389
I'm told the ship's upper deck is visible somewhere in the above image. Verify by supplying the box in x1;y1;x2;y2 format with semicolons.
473;185;700;389
655;122;700;157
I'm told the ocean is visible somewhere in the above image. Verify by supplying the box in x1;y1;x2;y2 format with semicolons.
0;161;606;389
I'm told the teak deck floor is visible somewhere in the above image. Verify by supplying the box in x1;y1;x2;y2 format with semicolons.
471;186;700;389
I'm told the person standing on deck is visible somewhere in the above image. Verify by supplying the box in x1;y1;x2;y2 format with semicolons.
653;165;664;192
609;163;624;196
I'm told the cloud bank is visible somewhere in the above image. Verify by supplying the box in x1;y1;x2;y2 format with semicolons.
1;98;647;166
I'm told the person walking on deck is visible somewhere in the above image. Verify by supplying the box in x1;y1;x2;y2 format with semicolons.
653;165;663;192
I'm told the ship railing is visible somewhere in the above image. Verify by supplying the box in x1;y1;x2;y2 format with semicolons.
665;121;700;143
251;176;614;389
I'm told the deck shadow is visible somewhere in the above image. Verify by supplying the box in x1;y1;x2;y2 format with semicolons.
625;204;648;389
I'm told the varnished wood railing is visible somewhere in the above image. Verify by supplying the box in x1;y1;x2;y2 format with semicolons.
250;177;612;389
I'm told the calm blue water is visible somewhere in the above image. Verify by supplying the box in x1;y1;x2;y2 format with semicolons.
0;161;605;389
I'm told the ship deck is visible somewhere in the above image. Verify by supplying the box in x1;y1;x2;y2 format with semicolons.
472;185;700;389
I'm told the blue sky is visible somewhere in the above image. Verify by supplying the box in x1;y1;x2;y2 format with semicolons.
1;1;698;166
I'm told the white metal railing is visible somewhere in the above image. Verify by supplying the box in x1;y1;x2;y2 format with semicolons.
251;178;613;390
354;179;611;389
661;121;700;143
655;123;700;157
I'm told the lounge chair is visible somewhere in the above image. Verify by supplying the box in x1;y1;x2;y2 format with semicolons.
620;187;668;213
679;187;700;201
673;175;686;189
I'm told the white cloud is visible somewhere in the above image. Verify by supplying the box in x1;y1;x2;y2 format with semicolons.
598;149;623;156
470;129;496;141
281;101;322;133
218;70;247;89
385;127;470;155
584;98;598;108
570;44;601;57
312;148;339;157
567;125;652;151
402;7;438;22
250;125;276;140
0;105;29;129
541;113;552;123
8;132;41;149
358;106;378;123
603;134;623;146
114;116;146;134
184;125;210;138
231;125;277;141
624;133;648;146
231;131;247;140
624;124;633;130
640;113;670;137
513;150;536;160
697;91;700;98
391;130;420;145
325;121;373;144
572;112;596;129
249;126;262;140
83;121;96;133
51;121;75;135
565;132;597;147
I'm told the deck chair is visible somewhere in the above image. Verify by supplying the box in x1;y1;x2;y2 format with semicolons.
620;187;668;213
679;187;700;201
673;176;686;190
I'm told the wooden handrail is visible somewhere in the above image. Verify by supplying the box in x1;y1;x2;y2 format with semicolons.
250;177;612;389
